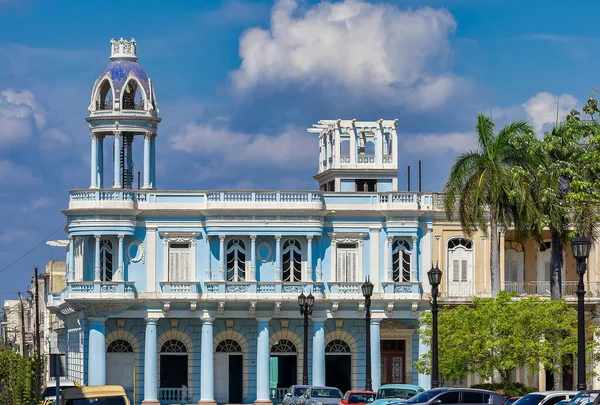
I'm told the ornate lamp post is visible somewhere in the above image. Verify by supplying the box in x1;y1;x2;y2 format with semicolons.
571;235;592;391
428;264;442;389
298;291;314;385
362;277;374;391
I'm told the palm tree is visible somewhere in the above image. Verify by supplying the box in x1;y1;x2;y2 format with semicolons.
443;114;534;297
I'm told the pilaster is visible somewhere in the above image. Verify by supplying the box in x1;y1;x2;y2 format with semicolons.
370;319;382;390
90;133;98;189
199;312;216;405
88;317;106;386
312;319;326;386
113;131;122;188
94;235;101;282
219;235;226;281
275;236;282;281
142;317;159;405
255;318;272;405
251;235;257;281
306;236;313;281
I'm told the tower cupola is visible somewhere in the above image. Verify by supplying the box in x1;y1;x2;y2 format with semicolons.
86;38;161;190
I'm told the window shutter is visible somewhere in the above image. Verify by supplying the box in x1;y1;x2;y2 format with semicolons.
461;259;468;282
349;251;357;282
452;259;459;282
169;244;190;282
337;250;346;281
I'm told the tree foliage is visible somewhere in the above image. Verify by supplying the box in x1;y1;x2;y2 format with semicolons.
416;292;600;386
0;349;41;405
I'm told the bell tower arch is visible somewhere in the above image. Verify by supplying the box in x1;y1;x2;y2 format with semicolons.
87;38;161;190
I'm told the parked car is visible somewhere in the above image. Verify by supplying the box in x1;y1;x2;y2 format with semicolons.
570;391;600;405
339;390;376;405
372;384;424;405
284;386;311;405
41;379;79;404
61;385;129;405
298;386;343;405
404;387;505;405
513;392;579;405
505;397;522;405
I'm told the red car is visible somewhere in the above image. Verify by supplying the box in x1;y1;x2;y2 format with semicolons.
340;391;377;405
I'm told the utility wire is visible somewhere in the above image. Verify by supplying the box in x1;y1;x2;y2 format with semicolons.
0;223;65;274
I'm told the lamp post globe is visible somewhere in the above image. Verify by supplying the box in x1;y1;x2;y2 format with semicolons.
427;264;442;389
571;235;591;391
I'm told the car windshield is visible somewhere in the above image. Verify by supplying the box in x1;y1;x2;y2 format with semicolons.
66;398;126;405
294;388;308;397
378;389;418;400
42;385;75;398
349;393;377;403
406;391;445;404
514;394;546;405
313;389;342;398
568;392;599;405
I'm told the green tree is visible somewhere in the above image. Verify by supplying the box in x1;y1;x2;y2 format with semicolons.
415;292;600;387
443;115;534;296
0;348;40;405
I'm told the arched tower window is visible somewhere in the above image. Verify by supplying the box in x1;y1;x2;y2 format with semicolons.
282;239;302;282
216;339;242;353
100;238;114;281
227;239;246;282
122;79;145;110
107;339;133;353
97;80;113;110
392;239;412;282
447;238;473;283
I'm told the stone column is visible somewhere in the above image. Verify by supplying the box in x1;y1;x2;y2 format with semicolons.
307;236;313;281
150;136;156;189
374;121;382;164
90;133;98;188
94;235;101;281
351;122;358;164
250;235;257;281
256;318;272;405
411;236;418;282
312;319;326;386
68;236;75;282
206;237;212;281
219;235;226;281
199;313;216;405
370;319;381;391
317;237;323;282
326;134;332;168
117;235;124;281
387;237;394;282
98;135;104;188
275;236;282;281
113;131;122;188
88;318;106;386
143;133;151;189
143;318;159;405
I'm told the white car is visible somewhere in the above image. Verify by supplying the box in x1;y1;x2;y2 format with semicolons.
41;379;78;402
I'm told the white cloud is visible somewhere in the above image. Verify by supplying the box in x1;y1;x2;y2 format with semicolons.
170;122;316;169
21;197;54;212
0;160;40;187
402;132;476;155
230;0;462;108
0;89;46;144
522;92;579;135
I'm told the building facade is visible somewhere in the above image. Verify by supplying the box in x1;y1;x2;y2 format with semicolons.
45;38;600;405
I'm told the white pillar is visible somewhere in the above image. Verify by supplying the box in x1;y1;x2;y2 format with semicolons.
387;237;394;282
317;237;323;282
412;236;418;281
250;235;256;281
331;240;337;281
94;235;101;281
113;131;122;188
256;318;272;404
307;236;313;281
200;314;216;405
117;234;124;281
333;129;340;167
371;320;381;390
143;318;159;405
275;236;281;281
68;236;75;282
90;133;98;188
219;235;225;281
312;319;326;386
206;237;212;281
375;121;384;164
351;122;358;164
97;135;104;188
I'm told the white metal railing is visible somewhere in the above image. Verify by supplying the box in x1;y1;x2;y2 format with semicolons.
270;388;288;402
379;193;417;204
503;281;594;296
206;191;322;203
160;282;198;294
159;388;194;403
329;282;363;294
441;282;492;298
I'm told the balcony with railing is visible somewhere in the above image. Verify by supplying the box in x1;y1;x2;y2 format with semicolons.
440;281;600;300
68;281;136;297
270;388;288;404
158;388;197;404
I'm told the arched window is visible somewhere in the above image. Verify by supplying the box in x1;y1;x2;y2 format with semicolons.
227;239;246;281
161;339;187;353
383;132;393;156
392;239;411;282
271;339;296;354
447;238;473;283
216;339;242;353
504;241;525;287
340;135;350;157
100;238;114;281
107;339;133;353
326;339;351;354
282;239;302;282
97;80;113;110
122;78;145;110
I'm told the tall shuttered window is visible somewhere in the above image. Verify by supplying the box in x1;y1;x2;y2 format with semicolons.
392;239;412;282
169;243;191;282
447;238;473;283
337;243;358;282
282;239;302;282
227;239;246;281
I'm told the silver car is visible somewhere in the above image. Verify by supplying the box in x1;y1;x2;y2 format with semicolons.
297;386;343;405
284;386;311;405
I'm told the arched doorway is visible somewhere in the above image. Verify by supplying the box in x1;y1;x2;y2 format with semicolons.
160;340;188;392
106;339;134;390
325;339;351;393
270;339;297;390
215;339;243;404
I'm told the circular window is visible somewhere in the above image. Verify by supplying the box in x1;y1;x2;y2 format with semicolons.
127;239;144;263
257;241;272;263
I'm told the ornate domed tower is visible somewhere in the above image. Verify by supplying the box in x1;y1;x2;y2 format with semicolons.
87;38;161;190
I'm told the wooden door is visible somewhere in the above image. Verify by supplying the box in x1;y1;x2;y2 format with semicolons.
380;340;405;385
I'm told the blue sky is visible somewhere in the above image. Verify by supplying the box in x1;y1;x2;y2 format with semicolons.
0;0;599;302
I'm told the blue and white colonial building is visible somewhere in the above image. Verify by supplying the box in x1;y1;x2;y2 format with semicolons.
47;39;442;405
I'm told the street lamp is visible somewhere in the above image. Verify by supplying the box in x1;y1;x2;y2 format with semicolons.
571;235;592;391
298;291;314;385
362;277;374;391
428;264;442;389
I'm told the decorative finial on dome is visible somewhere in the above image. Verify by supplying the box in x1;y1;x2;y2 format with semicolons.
109;37;137;61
